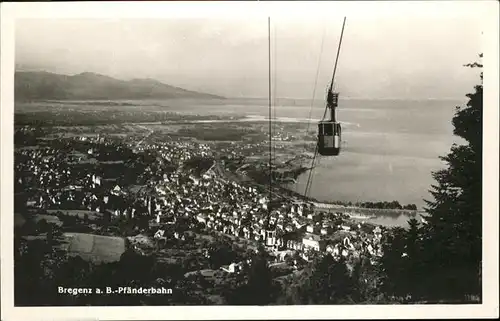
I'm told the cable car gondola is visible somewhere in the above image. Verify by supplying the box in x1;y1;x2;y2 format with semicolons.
318;91;341;156
317;16;346;157
303;16;347;199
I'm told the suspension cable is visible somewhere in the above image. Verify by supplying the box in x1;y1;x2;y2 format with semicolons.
273;23;278;165
321;83;335;121
304;17;347;199
267;17;272;229
304;143;319;197
329;17;347;94
298;25;326;180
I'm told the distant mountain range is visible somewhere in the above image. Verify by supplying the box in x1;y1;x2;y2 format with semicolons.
15;71;224;101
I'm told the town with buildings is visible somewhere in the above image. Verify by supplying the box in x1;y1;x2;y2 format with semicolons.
14;119;395;304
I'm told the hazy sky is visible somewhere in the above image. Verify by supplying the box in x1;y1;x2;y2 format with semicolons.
15;16;483;99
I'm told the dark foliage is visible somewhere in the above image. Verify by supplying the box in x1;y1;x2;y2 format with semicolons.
378;54;483;303
419;55;482;301
183;156;215;177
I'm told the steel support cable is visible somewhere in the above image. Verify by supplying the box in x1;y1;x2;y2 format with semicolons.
266;17;272;238
297;25;326;194
304;143;319;197
305;17;347;199
328;17;347;96
273;24;278;163
303;26;327;157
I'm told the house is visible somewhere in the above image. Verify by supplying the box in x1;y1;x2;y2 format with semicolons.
286;240;304;251
196;213;208;224
343;236;354;249
306;224;320;234
221;262;242;274
302;233;326;252
274;237;284;249
111;185;122;196
297;205;303;216
261;228;277;247
332;245;341;257
276;250;293;262
321;225;334;235
294;220;307;230
244;227;253;239
154;229;165;239
161;215;175;225
301;252;311;262
92;175;101;186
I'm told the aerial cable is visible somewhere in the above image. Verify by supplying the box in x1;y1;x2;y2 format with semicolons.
273;23;278;164
266;16;272;240
296;24;326;194
304;144;318;197
321;83;335;121
305;25;327;140
322;17;346;122
305;17;347;199
329;17;346;94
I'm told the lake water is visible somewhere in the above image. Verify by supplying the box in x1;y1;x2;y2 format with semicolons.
348;211;425;228
157;97;464;212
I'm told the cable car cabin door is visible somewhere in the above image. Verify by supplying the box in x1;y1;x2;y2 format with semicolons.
318;121;341;156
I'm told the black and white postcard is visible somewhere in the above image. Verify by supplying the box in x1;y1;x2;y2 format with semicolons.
1;1;498;320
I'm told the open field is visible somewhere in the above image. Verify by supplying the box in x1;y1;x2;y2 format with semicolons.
33;214;64;226
46;209;102;220
14;213;64;227
60;232;126;263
